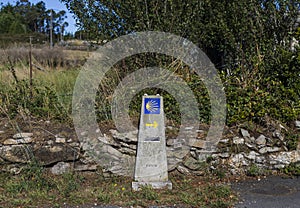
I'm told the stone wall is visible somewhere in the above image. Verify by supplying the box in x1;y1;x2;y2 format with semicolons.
0;120;299;176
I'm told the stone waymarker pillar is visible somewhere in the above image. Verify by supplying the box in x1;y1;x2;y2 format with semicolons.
132;95;172;191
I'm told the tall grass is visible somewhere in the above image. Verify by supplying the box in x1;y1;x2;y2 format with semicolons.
0;61;79;121
0;46;89;69
0;45;88;120
35;69;79;111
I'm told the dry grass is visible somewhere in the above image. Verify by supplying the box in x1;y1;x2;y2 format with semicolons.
0;46;88;114
0;47;90;69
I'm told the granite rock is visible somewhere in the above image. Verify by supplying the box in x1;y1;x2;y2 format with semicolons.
13;133;33;139
51;162;71;175
256;135;267;146
233;137;245;144
240;129;250;138
183;157;201;170
0;145;32;163
259;147;281;154
3;137;33;145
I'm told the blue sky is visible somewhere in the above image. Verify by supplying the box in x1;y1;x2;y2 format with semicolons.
1;0;78;33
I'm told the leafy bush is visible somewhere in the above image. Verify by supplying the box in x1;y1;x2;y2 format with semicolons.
224;47;300;126
1;47;298;129
225;79;300;125
282;162;300;176
0;79;69;121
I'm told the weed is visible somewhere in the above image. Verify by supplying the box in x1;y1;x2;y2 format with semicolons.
4;161;52;197
35;69;79;112
174;176;193;191
197;185;232;207
212;185;231;198
285;132;299;151
0;160;237;207
210;200;232;208
0;78;70;121
282;162;300;176
97;189;111;203
4;180;24;195
212;168;226;179
180;192;197;206
137;185;159;200
247;164;262;177
206;156;214;163
56;172;82;197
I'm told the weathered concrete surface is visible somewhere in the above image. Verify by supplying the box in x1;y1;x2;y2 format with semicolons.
133;95;172;190
232;175;300;208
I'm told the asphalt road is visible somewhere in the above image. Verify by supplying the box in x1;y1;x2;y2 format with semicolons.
232;175;300;208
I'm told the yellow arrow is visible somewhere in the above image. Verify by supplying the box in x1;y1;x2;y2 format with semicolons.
145;121;158;128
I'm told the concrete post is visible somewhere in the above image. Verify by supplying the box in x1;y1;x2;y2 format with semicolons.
132;94;172;191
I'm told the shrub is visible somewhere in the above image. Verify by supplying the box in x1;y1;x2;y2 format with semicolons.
0;79;69;121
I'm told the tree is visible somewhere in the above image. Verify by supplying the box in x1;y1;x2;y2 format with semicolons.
0;1;68;36
61;0;299;73
9;19;27;34
0;12;15;33
61;0;300;125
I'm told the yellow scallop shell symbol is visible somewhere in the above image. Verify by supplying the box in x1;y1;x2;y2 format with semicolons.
146;100;159;113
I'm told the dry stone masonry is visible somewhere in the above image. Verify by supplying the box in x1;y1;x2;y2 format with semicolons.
0;119;299;176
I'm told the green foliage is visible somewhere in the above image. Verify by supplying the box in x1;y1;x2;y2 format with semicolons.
94;57;211;125
1;164;85;207
36;69;79;112
282;162;300;176
56;173;83;197
4;161;53;196
0;1;69;45
8;20;27;34
180;191;197;206
225;80;297;125
0;1;298;129
212;168;226;180
224;47;300;125
0;169;237;207
247;164;263;177
286;132;300;151
179;185;232;207
0;12;16;33
137;185;159;201
62;0;300;127
97;189;111;204
62;0;298;70
0;79;69;121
